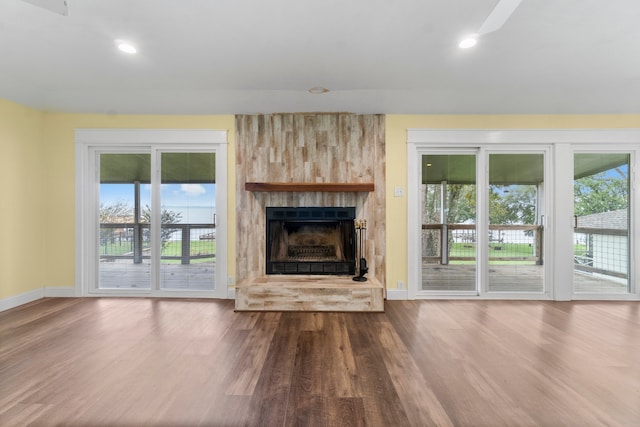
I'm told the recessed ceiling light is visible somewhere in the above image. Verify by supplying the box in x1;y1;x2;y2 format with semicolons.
116;40;137;54
458;36;478;49
308;86;329;94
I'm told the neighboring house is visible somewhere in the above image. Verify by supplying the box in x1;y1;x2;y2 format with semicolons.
575;209;628;281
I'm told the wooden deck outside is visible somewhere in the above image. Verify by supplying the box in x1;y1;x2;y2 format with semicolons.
422;263;629;293
98;260;627;294
99;261;216;290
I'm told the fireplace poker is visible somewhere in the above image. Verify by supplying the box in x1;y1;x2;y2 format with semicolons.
353;219;368;282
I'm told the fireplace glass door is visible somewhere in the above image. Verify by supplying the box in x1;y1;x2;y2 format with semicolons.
266;207;356;275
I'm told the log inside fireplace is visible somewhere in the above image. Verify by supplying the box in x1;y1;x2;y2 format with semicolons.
266;207;356;275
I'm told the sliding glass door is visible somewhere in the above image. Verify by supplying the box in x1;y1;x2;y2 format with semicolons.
99;153;152;290
77;129;228;298
159;152;216;291
408;129;639;301
98;150;218;293
573;153;630;294
418;148;548;296
421;153;477;292
487;153;545;293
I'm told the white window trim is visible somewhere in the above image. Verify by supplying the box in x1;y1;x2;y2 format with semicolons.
75;129;229;299
407;129;640;301
408;129;640;145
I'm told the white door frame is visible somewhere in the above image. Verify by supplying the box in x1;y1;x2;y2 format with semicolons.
407;129;640;301
409;144;551;299
75;129;229;298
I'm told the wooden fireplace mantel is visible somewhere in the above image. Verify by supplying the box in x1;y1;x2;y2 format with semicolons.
245;182;374;192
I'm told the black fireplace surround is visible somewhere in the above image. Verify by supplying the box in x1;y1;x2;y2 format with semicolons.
266;207;356;275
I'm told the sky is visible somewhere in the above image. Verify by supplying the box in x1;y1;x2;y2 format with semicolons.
100;183;216;223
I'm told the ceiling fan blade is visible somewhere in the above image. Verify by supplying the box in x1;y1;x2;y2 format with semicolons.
477;0;522;35
21;0;69;16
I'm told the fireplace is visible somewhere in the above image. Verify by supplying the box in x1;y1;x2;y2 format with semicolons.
266;207;356;275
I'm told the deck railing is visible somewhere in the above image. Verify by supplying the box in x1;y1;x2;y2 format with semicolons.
422;223;543;264
573;227;628;279
421;223;627;280
100;223;216;264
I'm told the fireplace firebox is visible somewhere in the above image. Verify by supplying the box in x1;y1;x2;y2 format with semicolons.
266;207;356;275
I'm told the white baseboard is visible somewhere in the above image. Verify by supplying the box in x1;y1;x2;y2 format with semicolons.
0;286;77;312
0;288;45;312
45;287;76;297
386;288;408;300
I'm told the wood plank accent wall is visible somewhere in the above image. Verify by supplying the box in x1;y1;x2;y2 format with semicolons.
236;113;386;286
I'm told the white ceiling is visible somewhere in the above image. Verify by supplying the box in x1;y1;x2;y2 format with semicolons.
1;0;639;115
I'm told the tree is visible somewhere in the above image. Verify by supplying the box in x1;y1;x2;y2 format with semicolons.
141;205;183;250
574;170;627;216
422;183;476;257
424;183;537;226
99;201;132;246
447;184;476;223
99;201;132;223
489;185;537;225
423;183;539;259
422;184;476;224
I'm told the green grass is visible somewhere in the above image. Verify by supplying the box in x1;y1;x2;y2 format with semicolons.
100;240;216;261
450;242;535;257
99;240;139;256
448;242;537;265
161;240;216;264
161;240;216;256
574;243;587;254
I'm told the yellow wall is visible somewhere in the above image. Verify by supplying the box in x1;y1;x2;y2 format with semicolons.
3;100;640;301
385;114;640;290
40;113;236;290
0;99;45;299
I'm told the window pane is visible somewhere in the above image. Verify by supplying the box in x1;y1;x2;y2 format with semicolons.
573;153;630;294
99;153;151;289
421;154;477;291
160;152;216;291
487;154;545;293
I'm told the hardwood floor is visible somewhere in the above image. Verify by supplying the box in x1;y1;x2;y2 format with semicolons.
1;298;639;426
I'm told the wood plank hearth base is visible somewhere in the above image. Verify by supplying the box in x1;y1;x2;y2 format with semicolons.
235;275;384;312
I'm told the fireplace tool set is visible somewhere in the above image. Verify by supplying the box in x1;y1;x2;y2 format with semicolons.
352;219;368;282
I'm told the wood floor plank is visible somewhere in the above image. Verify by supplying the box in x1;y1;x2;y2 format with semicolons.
1;298;639;426
322;313;361;398
325;397;367;427
225;311;282;396
344;313;413;426
245;315;301;426
375;321;454;426
385;300;640;426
